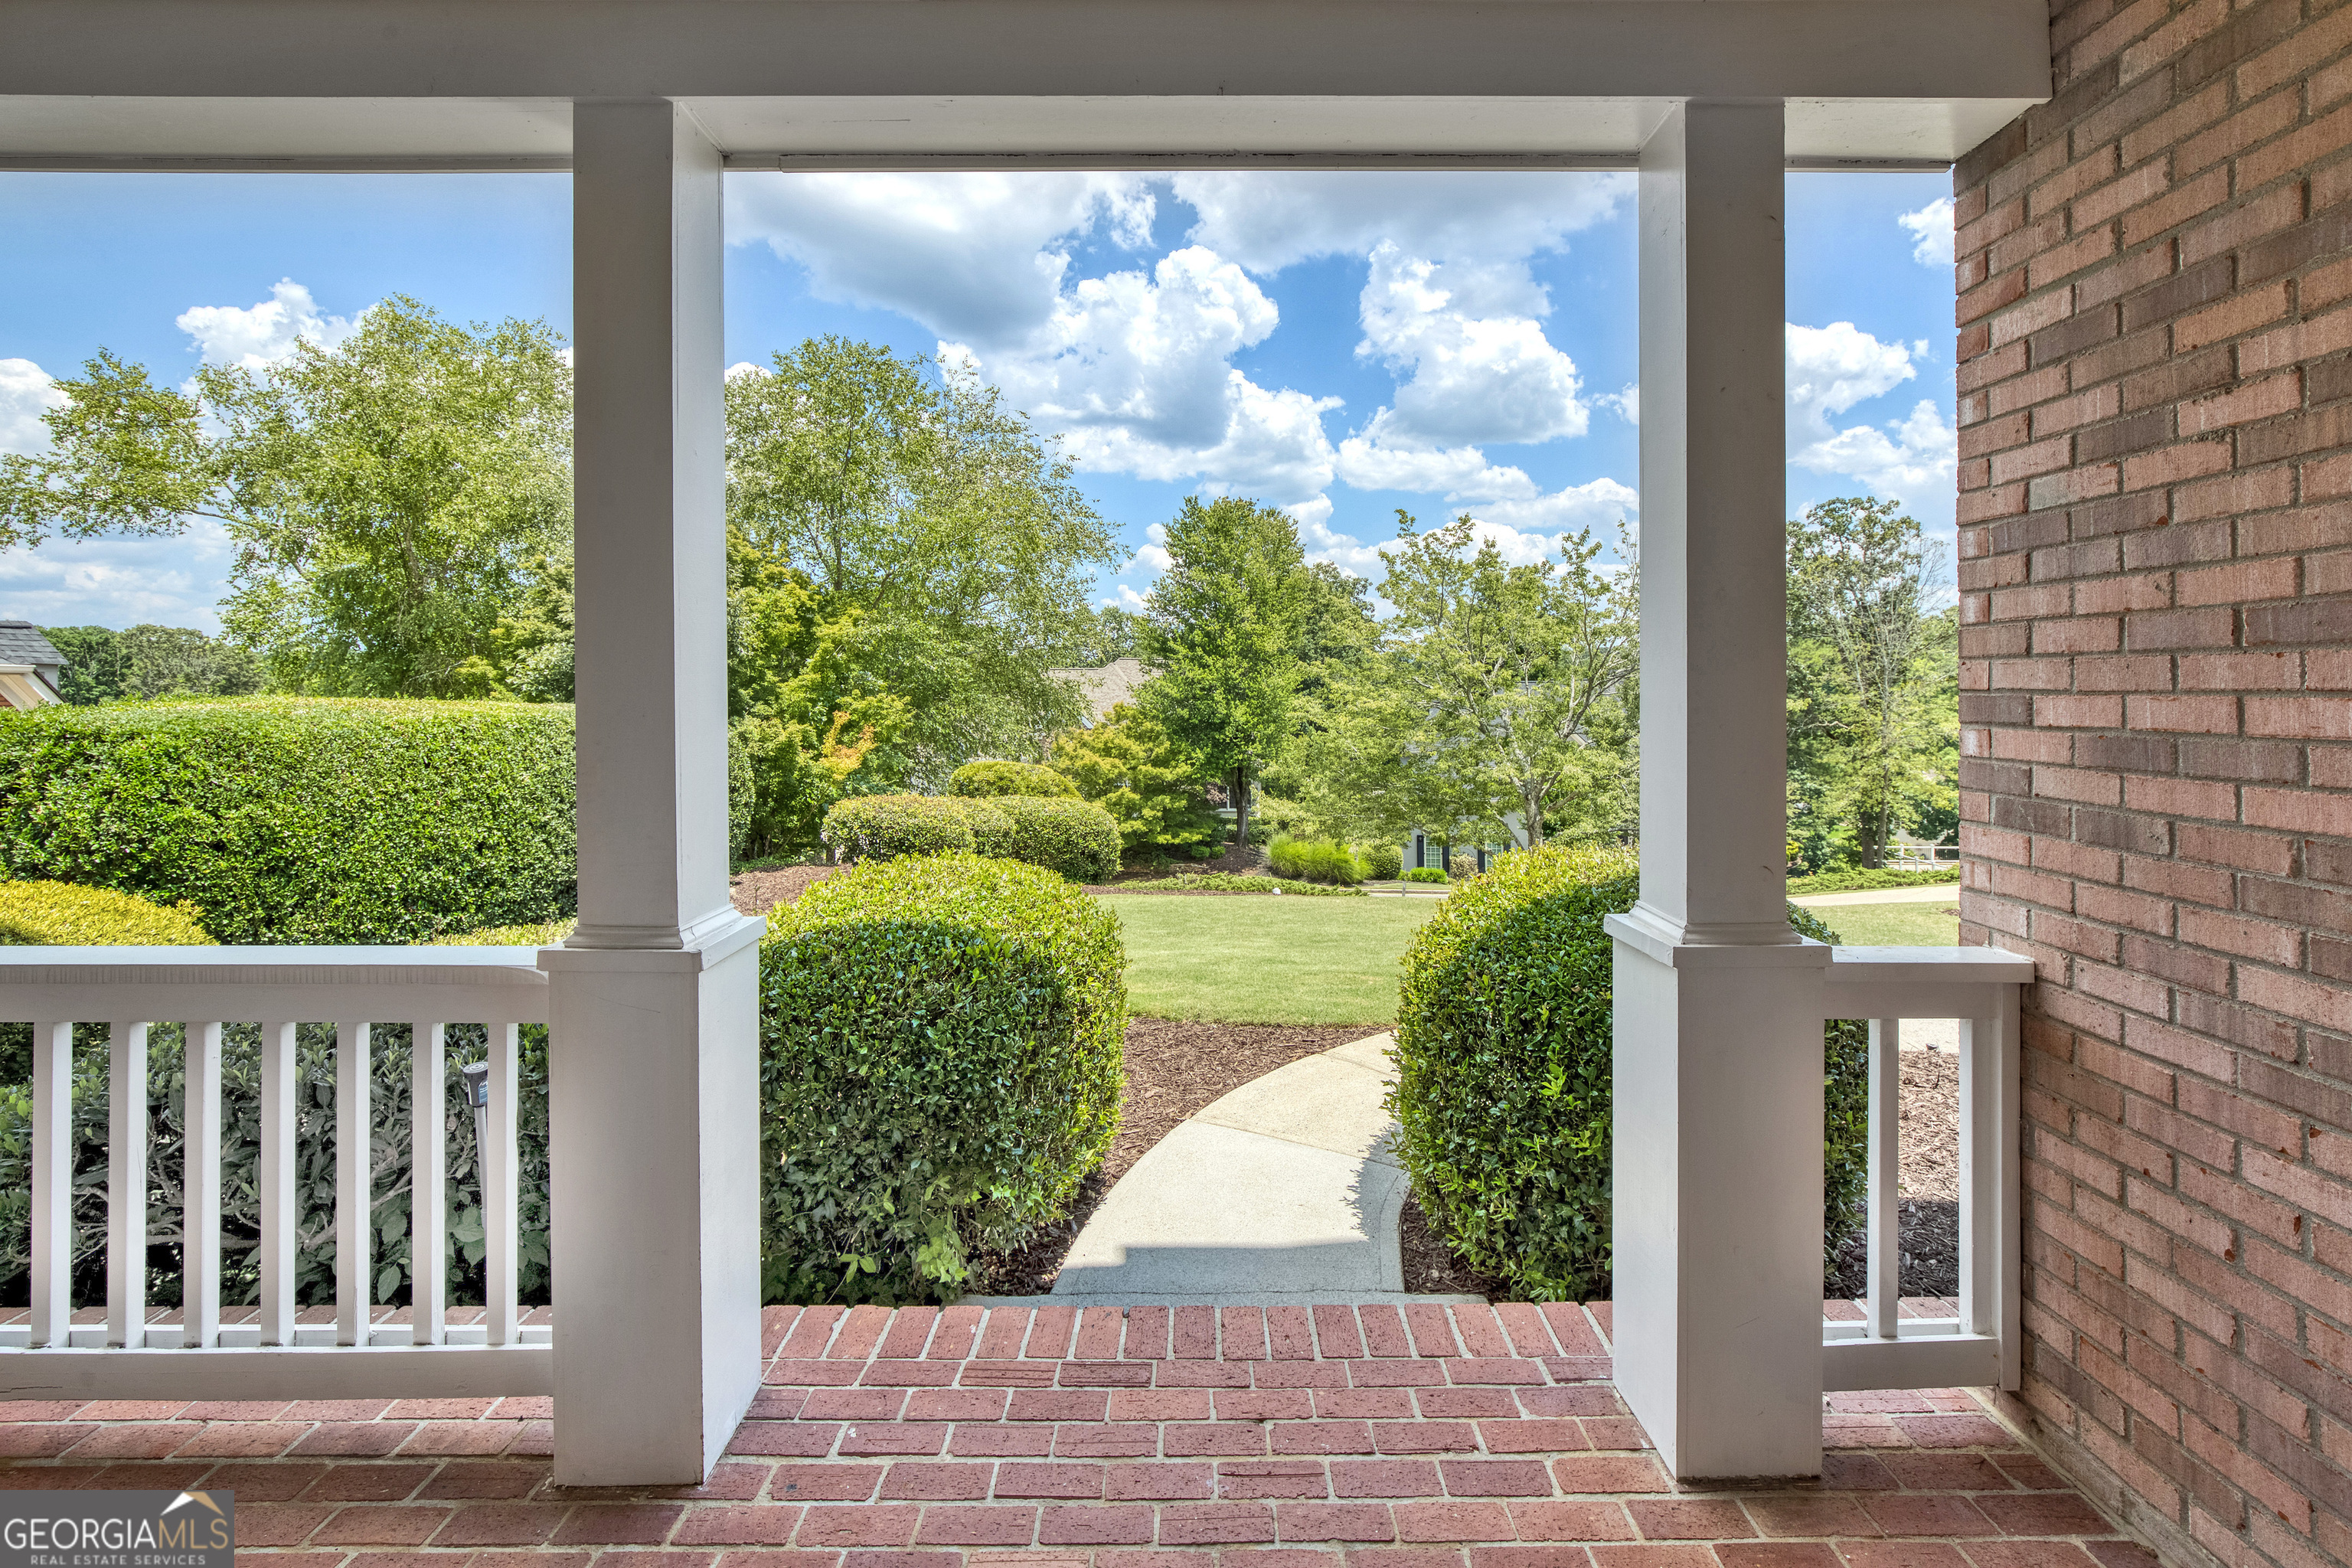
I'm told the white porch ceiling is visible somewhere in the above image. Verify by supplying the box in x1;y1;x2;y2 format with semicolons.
0;0;2050;170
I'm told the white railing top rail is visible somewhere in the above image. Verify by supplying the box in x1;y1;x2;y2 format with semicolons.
0;943;550;1024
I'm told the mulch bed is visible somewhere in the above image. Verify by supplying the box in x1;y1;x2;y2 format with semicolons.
974;1019;1377;1295
730;863;837;915
1824;1047;1962;1302
1399;1191;1507;1298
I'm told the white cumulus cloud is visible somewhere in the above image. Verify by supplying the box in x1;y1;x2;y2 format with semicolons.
177;279;360;372
1897;198;1955;269
1786;320;1955;528
0;517;238;630
1175;171;1629;276
1353;244;1588;450
0;358;66;456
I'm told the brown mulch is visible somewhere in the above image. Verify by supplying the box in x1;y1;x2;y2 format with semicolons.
1399;1191;1507;1298
1824;1046;1962;1302
730;864;837;916
973;1019;1377;1297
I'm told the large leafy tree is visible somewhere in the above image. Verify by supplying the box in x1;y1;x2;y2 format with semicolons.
1;299;573;697
1137;495;1313;854
1785;497;1958;869
727;337;1119;782
40;624;263;704
1325;513;1637;852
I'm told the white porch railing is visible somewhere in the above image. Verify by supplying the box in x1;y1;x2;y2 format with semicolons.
1821;944;2034;1393
0;946;552;1400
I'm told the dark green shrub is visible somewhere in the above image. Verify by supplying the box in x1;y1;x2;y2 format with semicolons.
994;795;1122;883
1403;866;1449;884
758;855;1127;1303
1386;843;1869;1301
0;880;212;945
944;795;1018;859
1269;837;1364;886
821;793;976;863
0;698;576;944
1361;843;1403;881
950;759;1076;799
1785;865;1960;896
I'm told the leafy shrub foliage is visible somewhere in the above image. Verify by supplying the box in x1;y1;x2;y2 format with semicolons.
1269;837;1364;886
758;855;1127;1302
1109;873;1366;897
949;759;1076;799
1049;703;1223;857
0;698;577;944
1386;844;1868;1301
1785;865;1960;896
1360;843;1404;882
994;795;1122;883
1403;867;1450;884
944;795;1018;859
0;881;212;945
821;793;977;863
427;919;577;946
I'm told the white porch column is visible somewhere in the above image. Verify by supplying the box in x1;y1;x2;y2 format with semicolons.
541;97;765;1486
1604;99;1828;1481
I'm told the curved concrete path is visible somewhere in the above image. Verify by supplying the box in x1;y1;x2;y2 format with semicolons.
1041;1032;1480;1306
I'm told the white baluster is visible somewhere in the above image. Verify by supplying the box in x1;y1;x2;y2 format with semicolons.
1962;998;2023;1388
183;1022;224;1348
486;1022;520;1347
1866;1018;1900;1341
335;1021;371;1348
29;1021;73;1348
107;1021;149;1349
411;1021;446;1345
259;1021;297;1346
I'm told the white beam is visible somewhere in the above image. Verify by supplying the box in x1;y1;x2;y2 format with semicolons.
545;98;765;1488
1605;100;1830;1484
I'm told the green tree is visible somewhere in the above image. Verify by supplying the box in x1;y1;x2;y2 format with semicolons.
727;338;1119;782
38;624;263;704
1785;497;1958;870
1050;702;1222;858
1137;496;1312;854
1325;513;1637;854
0;301;573;697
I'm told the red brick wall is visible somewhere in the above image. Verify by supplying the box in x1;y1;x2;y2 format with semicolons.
1954;2;2352;1564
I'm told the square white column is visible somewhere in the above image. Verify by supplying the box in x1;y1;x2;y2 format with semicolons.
1605;99;1829;1481
548;97;764;1486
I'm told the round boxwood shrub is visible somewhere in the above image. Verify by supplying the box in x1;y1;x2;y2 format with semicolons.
994;795;1122;883
1361;843;1404;881
944;795;1018;859
0;880;213;945
821;793;977;863
759;854;1129;1303
950;759;1076;799
1386;842;1869;1301
0;698;575;945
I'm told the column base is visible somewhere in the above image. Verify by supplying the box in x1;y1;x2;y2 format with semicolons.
540;913;766;1485
1606;912;1830;1481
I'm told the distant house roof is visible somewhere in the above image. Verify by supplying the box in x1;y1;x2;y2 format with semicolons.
1047;655;1147;727
0;622;64;707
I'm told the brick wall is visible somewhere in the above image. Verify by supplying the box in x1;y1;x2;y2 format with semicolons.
1954;1;2352;1563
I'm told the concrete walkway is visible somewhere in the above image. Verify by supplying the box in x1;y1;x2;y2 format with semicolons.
1047;1033;1468;1305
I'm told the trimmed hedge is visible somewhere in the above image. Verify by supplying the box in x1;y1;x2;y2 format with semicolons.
994;795;1122;884
0;698;576;945
1385;844;1869;1301
1786;865;1960;896
0;880;212;945
1403;867;1449;884
821;794;976;863
1269;837;1364;886
758;855;1128;1302
945;795;1018;860
1361;844;1404;882
950;759;1076;799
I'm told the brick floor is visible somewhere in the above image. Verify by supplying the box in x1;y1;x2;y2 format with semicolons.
0;1302;2157;1567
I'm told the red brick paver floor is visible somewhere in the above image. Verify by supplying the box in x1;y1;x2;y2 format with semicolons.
0;1302;2154;1568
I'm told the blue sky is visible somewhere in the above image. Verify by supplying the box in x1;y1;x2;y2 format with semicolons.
0;169;1955;632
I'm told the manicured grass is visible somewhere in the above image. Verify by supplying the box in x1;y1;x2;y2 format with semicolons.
1100;893;1442;1024
1813;898;1962;946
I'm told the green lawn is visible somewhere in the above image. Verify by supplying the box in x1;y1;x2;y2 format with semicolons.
1101;894;1442;1024
1808;899;1962;946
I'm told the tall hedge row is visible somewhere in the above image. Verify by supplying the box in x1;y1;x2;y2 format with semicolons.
0;699;577;945
1386;843;1870;1301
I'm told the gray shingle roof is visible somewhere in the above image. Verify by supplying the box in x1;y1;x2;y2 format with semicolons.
0;622;64;672
1046;655;1148;727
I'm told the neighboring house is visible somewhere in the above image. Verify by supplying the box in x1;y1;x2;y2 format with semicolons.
1045;655;1147;727
1402;820;1521;877
0;622;66;710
